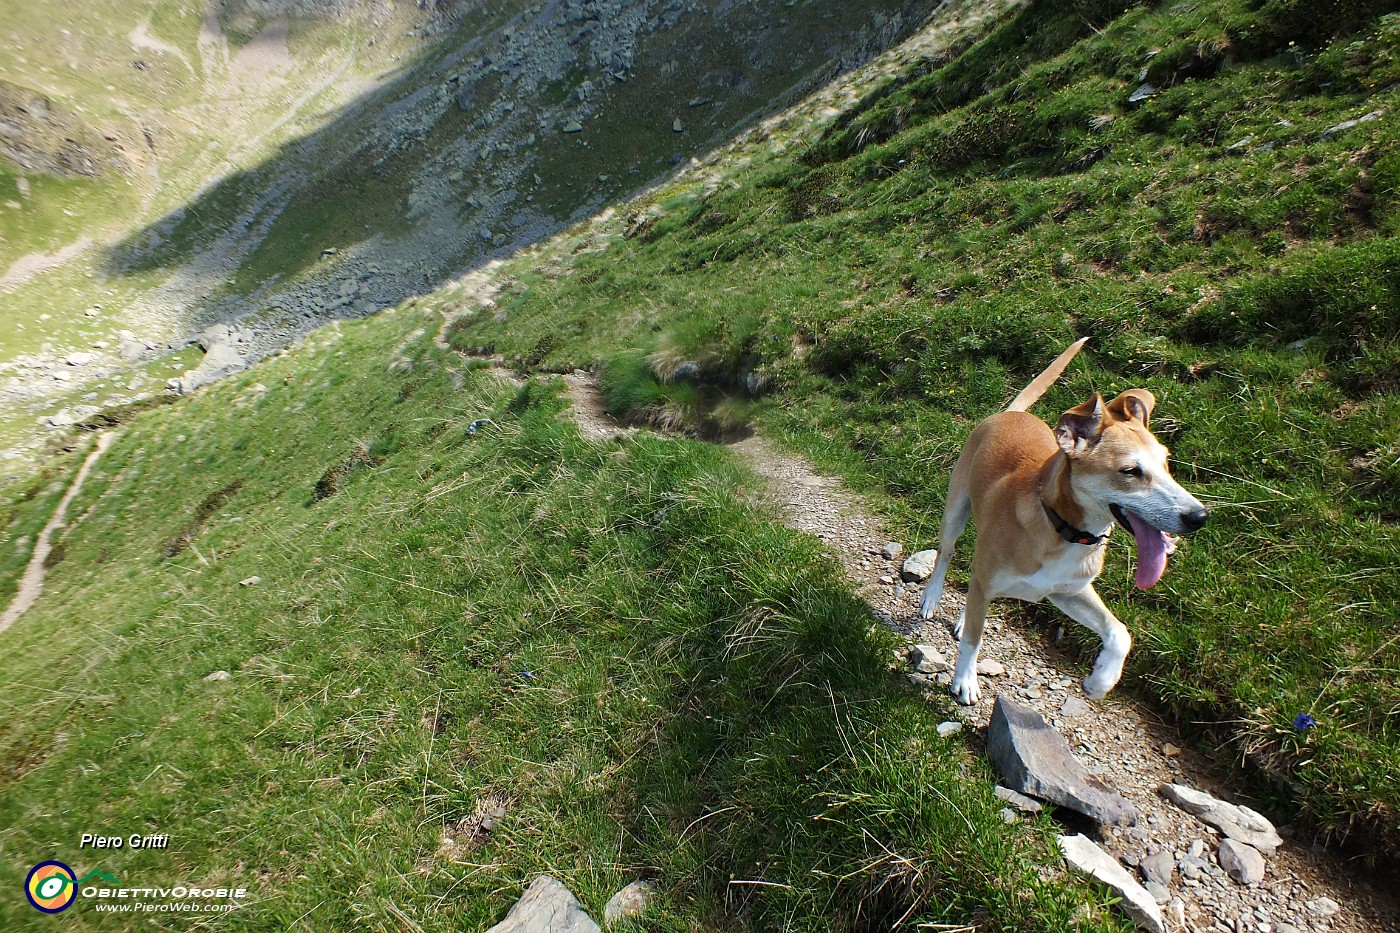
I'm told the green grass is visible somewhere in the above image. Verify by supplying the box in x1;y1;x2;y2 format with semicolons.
0;304;1130;931
447;0;1400;860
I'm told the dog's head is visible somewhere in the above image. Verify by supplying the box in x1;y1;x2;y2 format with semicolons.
1056;389;1208;588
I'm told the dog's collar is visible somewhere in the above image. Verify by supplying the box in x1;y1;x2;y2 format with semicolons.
1041;499;1110;546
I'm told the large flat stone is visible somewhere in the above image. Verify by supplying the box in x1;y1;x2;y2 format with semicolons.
1157;783;1282;855
1059;834;1165;933
987;695;1138;826
487;876;601;933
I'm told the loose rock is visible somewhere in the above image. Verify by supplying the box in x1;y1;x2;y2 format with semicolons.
1217;838;1265;885
1139;850;1174;886
994;785;1043;813
203;670;231;682
910;644;948;673
1060;694;1091;718
900;549;937;582
881;541;902;560
487;876;601;933
987;696;1138;826
976;658;1005;677
1059;834;1165;933
603;881;653;926
1157;783;1282;855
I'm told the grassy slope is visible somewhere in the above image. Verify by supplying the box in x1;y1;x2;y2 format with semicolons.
448;0;1400;859
0;304;1129;931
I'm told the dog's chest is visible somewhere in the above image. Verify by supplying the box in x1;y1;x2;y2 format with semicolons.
991;545;1105;602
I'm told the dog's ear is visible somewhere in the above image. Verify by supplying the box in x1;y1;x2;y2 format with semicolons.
1107;389;1155;427
1056;394;1105;454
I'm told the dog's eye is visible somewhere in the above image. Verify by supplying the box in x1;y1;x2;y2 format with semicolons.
1120;465;1144;478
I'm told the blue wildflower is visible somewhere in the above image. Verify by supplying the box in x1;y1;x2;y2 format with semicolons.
1293;712;1317;731
519;669;536;681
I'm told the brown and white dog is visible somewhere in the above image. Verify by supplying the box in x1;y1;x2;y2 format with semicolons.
918;338;1208;705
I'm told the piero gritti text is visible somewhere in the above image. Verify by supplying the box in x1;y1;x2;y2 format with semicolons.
80;832;170;850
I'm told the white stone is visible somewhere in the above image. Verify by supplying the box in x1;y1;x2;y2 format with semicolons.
602;881;652;926
1058;834;1165;933
910;644;948;673
488;876;600;933
900;549;938;582
1158;783;1282;855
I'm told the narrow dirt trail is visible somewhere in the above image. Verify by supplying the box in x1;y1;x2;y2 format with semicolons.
724;434;1394;933
0;431;116;634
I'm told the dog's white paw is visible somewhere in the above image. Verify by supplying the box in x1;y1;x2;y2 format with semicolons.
1082;673;1115;700
919;592;938;620
950;609;966;640
951;672;980;705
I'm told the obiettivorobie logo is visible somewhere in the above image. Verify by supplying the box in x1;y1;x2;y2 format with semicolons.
25;860;246;915
25;862;117;914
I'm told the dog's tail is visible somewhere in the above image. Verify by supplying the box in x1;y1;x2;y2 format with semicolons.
1006;337;1089;412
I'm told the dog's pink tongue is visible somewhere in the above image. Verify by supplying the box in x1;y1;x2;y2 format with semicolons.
1122;509;1169;589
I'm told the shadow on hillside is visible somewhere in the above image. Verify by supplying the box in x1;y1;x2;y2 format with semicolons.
100;0;943;341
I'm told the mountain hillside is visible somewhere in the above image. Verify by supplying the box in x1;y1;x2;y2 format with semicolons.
2;0;1399;930
0;0;933;467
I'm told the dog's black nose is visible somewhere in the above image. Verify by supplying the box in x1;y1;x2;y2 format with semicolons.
1180;507;1209;533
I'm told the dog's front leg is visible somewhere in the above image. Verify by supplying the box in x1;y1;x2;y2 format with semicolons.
1048;587;1132;699
949;580;992;705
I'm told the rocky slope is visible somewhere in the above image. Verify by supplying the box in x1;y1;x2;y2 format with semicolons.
0;0;938;473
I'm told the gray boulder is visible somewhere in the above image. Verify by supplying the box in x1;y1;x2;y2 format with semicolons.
1059;834;1165;933
175;341;247;394
988;696;1138;826
1217;839;1265;885
487;876;601;933
1157;783;1281;855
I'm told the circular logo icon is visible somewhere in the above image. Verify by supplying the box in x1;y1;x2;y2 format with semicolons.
26;861;77;913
